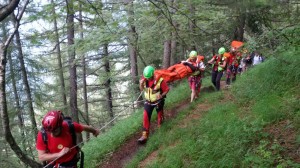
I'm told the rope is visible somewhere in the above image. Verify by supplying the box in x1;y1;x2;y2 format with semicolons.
43;91;143;168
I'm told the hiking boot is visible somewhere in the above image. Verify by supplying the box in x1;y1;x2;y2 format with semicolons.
137;131;148;143
225;84;231;88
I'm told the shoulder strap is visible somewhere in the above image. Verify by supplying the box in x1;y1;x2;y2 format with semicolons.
41;128;49;166
41;128;48;149
65;117;84;168
64;117;76;146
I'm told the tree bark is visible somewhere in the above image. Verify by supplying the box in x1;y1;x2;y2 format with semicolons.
189;1;196;51
170;31;178;65
8;47;26;148
52;0;68;112
0;1;41;166
0;0;20;22
79;3;90;140
66;0;83;144
125;0;143;107
233;12;246;41
0;45;41;168
5;24;29;153
14;19;38;137
163;39;171;68
103;44;114;121
66;0;78;120
170;0;178;65
3;22;26;151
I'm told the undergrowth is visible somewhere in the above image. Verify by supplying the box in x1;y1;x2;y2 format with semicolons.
125;48;300;167
82;81;190;168
83;47;300;168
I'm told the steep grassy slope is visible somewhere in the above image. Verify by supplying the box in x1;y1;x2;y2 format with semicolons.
125;49;300;167
83;48;300;168
82;81;191;167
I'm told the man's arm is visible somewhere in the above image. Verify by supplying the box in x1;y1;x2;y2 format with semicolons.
37;148;69;162
36;132;69;162
158;80;169;99
160;90;169;99
207;57;215;64
82;125;100;137
139;78;146;91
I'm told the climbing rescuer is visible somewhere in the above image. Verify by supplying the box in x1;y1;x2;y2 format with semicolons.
183;51;206;102
226;44;243;87
36;110;100;168
138;66;170;143
207;47;228;91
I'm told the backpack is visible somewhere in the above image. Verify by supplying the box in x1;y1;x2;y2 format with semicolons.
245;58;252;64
41;116;84;168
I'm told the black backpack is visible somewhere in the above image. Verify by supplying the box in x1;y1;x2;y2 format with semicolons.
41;116;84;168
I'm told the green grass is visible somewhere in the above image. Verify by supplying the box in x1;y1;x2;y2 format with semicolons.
124;48;300;168
82;80;191;168
84;47;300;168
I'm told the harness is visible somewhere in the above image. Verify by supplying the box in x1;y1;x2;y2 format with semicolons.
41;117;84;168
144;77;164;102
212;55;226;72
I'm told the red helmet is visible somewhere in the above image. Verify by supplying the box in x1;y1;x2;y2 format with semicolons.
42;110;63;132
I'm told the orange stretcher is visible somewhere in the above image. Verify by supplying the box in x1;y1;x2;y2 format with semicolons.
154;55;205;83
154;62;196;83
154;63;192;83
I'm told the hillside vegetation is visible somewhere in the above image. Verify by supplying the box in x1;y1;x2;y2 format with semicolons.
82;47;300;168
2;1;300;167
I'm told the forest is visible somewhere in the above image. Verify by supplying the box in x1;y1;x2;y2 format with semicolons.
0;0;299;167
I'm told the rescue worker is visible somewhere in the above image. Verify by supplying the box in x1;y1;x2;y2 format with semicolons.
183;51;206;102
207;47;228;91
251;51;265;66
36;110;100;168
138;66;170;143
226;47;242;87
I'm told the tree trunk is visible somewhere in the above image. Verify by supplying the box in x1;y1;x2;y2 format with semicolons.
103;44;114;121
163;39;171;68
14;21;38;137
7;40;28;155
0;45;42;168
8;48;27;150
189;1;196;51
170;0;178;65
171;32;178;65
79;3;90;140
0;0;20;22
66;0;78;120
125;0;142;107
66;0;83;143
233;12;246;41
1;19;26;151
0;1;41;167
52;0;68;111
